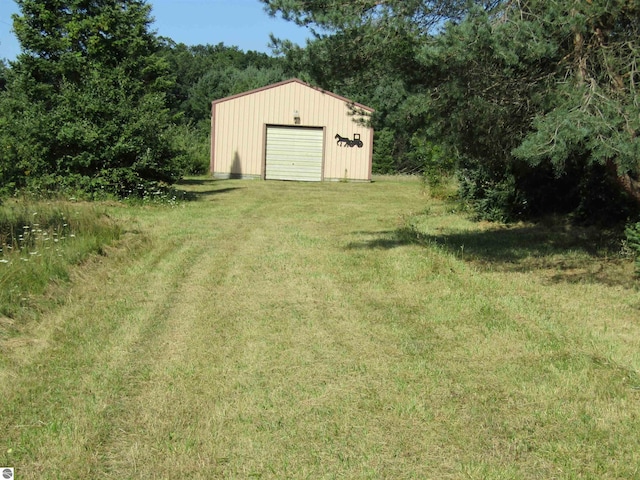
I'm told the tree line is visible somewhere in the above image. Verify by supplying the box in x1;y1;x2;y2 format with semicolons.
1;0;639;228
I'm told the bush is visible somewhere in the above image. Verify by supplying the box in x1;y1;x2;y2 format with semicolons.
457;155;528;222
169;124;210;175
372;128;397;174
626;222;640;275
407;131;455;195
457;151;640;224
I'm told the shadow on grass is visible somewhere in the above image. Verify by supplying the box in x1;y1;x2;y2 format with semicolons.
348;230;410;250
176;178;212;186
173;178;245;200
347;223;634;287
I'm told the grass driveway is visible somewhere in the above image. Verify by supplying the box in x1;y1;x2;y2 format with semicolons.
1;177;639;479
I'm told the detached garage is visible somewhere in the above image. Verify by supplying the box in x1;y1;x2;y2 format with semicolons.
210;78;374;182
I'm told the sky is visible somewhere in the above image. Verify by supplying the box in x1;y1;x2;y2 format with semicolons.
0;0;312;62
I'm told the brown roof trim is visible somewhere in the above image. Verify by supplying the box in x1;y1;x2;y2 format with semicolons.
210;78;375;113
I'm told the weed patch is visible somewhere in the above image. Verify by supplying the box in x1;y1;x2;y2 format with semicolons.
0;200;122;322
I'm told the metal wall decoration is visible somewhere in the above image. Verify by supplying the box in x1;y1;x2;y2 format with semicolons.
335;133;364;148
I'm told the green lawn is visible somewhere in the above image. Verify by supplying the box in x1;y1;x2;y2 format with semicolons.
1;176;639;479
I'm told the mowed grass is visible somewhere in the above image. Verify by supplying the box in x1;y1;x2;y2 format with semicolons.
1;176;640;479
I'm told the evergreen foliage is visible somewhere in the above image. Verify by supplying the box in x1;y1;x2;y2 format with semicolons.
509;0;640;212
626;222;640;274
0;0;181;198
0;61;7;91
265;0;640;224
160;42;287;128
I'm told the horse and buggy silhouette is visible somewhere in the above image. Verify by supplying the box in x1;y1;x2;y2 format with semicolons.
335;133;364;148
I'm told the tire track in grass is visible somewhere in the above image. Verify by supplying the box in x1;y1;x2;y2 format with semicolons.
0;236;214;478
100;203;427;478
0;188;266;478
14;190;273;478
94;204;278;478
78;200;270;477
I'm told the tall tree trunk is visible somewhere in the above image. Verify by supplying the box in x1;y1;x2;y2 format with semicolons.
572;6;588;84
607;159;640;206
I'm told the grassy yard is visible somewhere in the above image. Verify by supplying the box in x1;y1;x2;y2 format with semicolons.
1;176;639;479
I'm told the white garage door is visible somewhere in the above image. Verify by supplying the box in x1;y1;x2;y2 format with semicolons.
265;126;323;181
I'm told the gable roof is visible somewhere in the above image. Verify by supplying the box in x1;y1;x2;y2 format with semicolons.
211;78;375;112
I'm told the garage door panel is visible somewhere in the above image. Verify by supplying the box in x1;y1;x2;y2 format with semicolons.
266;126;323;181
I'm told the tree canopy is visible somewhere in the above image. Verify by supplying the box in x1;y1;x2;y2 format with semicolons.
160;41;286;129
1;0;180;197
264;0;640;222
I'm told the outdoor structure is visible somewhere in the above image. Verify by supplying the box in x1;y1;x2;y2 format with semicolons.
210;78;374;182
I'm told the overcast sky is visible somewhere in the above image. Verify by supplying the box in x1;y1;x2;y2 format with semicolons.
1;0;311;61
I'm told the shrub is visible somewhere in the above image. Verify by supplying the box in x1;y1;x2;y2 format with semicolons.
625;222;640;275
169;123;210;175
372;128;397;175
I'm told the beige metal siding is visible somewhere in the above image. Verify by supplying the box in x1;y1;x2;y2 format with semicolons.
265;126;323;181
211;79;373;181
